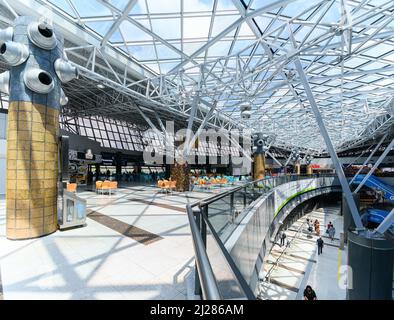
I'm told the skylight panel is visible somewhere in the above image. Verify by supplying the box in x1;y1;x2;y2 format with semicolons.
151;18;180;39
344;57;368;68
183;16;211;39
360;61;387;71
119;20;152;42
362;43;394;58
147;0;180;14
48;0;76;17
184;0;214;12
69;0;112;17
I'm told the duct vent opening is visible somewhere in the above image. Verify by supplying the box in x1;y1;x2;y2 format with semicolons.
38;25;53;38
0;43;6;54
38;72;52;85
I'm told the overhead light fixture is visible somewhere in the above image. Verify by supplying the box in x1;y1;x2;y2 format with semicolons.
97;83;105;89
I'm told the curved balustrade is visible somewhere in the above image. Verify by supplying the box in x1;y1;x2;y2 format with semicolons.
186;174;339;300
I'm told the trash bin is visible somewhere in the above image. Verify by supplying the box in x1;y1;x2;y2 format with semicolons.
58;190;87;229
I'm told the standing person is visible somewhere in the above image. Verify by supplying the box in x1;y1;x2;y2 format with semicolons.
317;237;324;255
328;225;336;241
280;231;287;247
307;219;313;234
314;219;319;232
315;221;320;236
303;285;317;300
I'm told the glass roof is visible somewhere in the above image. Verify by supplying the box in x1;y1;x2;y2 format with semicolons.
4;0;394;153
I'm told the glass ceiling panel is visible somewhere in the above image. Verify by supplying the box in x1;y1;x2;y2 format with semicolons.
26;0;394;153
69;0;112;17
48;0;76;17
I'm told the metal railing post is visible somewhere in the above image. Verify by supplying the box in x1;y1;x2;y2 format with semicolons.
194;208;202;296
201;205;208;247
243;186;247;207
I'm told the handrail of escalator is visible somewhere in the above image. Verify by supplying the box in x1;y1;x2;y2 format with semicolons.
186;204;221;300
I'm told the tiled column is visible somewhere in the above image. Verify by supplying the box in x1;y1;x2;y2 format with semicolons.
6;101;59;239
253;153;265;180
295;162;301;175
306;164;313;175
0;16;77;239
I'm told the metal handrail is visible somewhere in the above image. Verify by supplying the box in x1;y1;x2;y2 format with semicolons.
186;204;221;300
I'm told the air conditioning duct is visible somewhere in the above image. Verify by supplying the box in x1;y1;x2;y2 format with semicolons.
241;110;251;119
23;68;54;94
27;21;57;50
54;58;78;83
0;27;13;44
0;41;29;66
256;139;264;147
0;71;10;94
60;88;68;105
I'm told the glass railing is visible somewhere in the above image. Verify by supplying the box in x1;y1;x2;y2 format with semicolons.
186;173;332;300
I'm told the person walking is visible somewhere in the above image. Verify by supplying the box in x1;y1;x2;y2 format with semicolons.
328;225;336;241
280;231;287;247
303;285;317;300
317;236;324;255
315;221;320;236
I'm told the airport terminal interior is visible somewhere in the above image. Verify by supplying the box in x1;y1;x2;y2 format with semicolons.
0;0;393;301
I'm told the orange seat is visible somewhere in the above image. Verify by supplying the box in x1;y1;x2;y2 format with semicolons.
67;183;77;193
96;181;103;193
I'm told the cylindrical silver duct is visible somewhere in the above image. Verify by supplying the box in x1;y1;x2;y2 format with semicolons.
27;21;57;50
0;71;10;94
0;41;29;66
60;88;68;105
23;68;54;93
54;58;78;83
0;27;13;44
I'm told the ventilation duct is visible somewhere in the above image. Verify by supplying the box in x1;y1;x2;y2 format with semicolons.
0;71;10;94
27;21;56;50
0;27;13;45
23;68;54;94
60;88;68;105
241;110;251;119
54;58;78;83
0;41;29;66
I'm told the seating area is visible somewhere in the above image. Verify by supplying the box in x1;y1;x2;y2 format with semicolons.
192;175;241;189
95;180;118;195
66;183;77;193
157;180;177;193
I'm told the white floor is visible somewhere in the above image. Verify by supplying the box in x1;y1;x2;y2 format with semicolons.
259;206;347;300
0;185;218;300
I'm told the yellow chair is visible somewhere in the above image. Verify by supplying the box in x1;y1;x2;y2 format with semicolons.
170;180;176;192
109;181;118;194
96;181;103;193
100;180;111;195
67;183;77;193
162;180;171;193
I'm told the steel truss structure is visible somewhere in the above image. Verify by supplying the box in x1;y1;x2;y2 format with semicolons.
1;0;394;156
